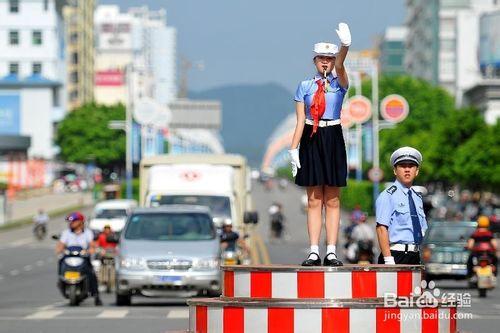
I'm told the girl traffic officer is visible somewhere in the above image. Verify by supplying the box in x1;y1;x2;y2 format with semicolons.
289;23;351;266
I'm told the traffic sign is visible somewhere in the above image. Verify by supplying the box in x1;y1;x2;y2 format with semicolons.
346;95;372;124
368;167;384;182
340;106;354;129
380;94;409;123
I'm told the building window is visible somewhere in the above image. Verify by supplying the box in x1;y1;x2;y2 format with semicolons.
70;32;78;43
9;30;19;45
32;31;42;45
71;52;78;65
9;62;19;75
32;62;42;75
70;90;79;101
9;0;19;13
70;71;79;83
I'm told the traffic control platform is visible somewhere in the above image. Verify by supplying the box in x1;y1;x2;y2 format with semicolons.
187;265;458;333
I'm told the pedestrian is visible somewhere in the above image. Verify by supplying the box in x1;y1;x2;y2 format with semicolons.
289;23;351;266
376;147;428;265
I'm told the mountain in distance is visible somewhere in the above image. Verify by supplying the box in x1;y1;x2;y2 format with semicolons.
190;83;294;167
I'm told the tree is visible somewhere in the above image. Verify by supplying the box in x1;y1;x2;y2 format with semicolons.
55;103;126;169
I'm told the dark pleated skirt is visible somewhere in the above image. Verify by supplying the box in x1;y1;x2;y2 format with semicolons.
294;123;347;187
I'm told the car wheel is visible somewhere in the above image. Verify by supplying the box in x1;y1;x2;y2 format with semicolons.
116;293;131;306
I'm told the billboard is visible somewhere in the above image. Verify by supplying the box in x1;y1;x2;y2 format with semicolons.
479;11;500;75
95;70;125;86
0;94;20;135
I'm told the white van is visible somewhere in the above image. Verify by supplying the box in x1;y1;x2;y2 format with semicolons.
89;199;137;234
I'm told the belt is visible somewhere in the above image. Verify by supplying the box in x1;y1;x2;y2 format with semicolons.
305;119;341;127
390;243;420;252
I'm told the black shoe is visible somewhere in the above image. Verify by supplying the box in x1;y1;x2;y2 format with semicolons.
301;253;321;266
95;296;103;306
323;253;343;266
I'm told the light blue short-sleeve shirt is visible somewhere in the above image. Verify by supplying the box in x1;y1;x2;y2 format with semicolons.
294;73;347;121
60;229;94;249
376;180;428;244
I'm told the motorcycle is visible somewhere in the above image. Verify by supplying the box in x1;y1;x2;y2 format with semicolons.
356;240;375;265
474;255;497;298
57;246;91;306
33;224;47;240
98;248;116;293
222;250;240;265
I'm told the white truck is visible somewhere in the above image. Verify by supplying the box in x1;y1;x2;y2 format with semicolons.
139;154;258;230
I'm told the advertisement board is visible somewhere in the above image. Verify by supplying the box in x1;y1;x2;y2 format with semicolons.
95;70;125;86
0;94;20;135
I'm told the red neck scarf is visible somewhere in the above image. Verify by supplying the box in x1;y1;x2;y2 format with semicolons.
309;79;326;137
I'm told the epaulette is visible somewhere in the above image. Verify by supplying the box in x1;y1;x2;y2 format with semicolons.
412;189;423;198
386;185;397;194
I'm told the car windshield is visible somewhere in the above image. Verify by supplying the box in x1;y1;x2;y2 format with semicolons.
124;213;215;241
150;195;231;218
426;225;475;243
95;209;127;219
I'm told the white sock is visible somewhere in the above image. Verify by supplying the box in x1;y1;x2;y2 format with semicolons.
327;245;336;255
308;245;319;259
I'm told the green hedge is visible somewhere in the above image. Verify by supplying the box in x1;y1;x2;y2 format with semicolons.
341;180;374;215
120;178;140;202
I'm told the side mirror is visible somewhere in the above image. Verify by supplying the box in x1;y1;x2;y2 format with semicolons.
244;211;259;224
51;234;60;240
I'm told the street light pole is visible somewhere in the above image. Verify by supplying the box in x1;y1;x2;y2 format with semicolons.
125;65;133;200
371;63;380;207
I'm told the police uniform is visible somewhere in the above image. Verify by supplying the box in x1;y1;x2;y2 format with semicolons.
293;42;348;188
376;147;428;265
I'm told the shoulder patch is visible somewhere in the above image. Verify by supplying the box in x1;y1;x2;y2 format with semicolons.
386;185;397;194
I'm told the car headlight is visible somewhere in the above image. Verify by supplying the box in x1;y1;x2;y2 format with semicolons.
119;257;147;270
192;258;220;270
64;257;84;267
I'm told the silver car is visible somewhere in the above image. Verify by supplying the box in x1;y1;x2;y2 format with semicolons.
115;206;221;305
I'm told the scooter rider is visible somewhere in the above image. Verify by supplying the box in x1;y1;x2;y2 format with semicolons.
55;212;102;306
33;208;49;233
466;215;498;276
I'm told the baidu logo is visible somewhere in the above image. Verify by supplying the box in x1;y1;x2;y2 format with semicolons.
384;280;440;308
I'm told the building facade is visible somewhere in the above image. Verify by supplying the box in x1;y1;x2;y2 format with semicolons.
63;0;95;110
0;0;66;159
379;26;408;76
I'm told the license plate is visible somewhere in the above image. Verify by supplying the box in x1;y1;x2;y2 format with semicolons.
64;271;80;280
155;276;182;283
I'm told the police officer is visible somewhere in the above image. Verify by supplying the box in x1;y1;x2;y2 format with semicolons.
376;147;428;265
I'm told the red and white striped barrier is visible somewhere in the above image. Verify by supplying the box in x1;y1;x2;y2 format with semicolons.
187;299;457;333
222;265;422;299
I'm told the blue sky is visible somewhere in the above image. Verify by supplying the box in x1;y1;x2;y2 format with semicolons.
102;0;406;92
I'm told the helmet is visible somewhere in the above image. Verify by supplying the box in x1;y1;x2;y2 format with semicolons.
313;42;339;58
103;224;111;229
390;146;423;167
223;219;232;227
477;215;490;228
65;211;85;223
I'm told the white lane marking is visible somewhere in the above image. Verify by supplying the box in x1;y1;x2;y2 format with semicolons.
36;260;45;267
23;265;33;271
97;310;129;318
166;309;189;319
25;310;64;319
9;270;20;276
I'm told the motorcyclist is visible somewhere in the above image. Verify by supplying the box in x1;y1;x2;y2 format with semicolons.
220;220;248;253
467;215;498;277
33;209;49;234
346;213;375;263
55;212;102;306
268;202;285;240
96;225;117;254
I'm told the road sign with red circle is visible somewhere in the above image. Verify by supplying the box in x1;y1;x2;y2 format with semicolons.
340;106;354;129
346;95;372;124
380;94;409;123
368;167;384;182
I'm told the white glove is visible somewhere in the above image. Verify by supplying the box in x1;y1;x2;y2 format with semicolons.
384;256;396;265
288;149;301;177
336;22;351;47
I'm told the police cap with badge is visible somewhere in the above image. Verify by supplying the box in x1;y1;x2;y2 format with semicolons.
390;146;422;167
